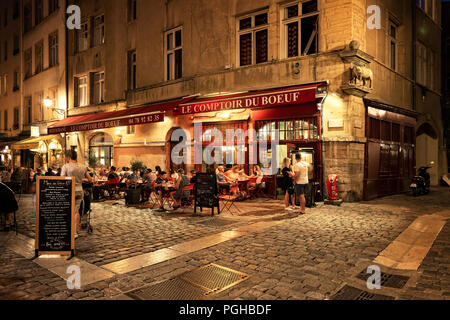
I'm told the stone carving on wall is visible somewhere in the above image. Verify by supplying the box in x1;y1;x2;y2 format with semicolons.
340;40;374;97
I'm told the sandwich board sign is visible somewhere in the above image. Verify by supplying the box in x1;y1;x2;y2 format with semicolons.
35;177;76;259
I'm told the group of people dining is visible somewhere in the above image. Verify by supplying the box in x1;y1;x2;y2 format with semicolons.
216;164;266;199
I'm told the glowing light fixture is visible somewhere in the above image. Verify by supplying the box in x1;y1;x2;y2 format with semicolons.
44;96;53;108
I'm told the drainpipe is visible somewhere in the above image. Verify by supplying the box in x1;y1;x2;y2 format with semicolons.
412;0;417;112
64;0;69;157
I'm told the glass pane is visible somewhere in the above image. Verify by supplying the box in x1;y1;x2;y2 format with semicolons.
239;17;252;30
302;0;318;15
286;5;298;18
301;15;318;55
390;25;396;38
255;29;268;64
175;30;182;47
175;49;182;79
287;22;299;57
255;13;268;26
167;33;173;50
239;33;252;66
167;53;173;79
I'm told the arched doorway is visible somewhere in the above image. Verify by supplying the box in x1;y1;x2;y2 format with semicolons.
89;133;114;168
416;123;439;185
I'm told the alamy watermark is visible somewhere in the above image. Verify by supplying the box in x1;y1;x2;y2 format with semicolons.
67;265;81;290
366;265;381;290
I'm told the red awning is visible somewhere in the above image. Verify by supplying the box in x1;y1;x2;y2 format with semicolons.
174;83;326;116
48;97;194;134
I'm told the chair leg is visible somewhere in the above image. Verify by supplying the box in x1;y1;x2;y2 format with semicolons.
14;211;17;235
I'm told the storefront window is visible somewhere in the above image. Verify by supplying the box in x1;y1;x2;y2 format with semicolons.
256;118;318;142
89;133;113;168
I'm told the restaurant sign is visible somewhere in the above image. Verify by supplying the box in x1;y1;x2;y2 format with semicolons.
175;87;316;115
48;112;164;134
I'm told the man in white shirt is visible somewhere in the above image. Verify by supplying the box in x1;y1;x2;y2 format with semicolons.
293;153;309;215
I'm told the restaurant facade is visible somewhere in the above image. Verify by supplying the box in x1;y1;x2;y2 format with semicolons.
42;0;446;202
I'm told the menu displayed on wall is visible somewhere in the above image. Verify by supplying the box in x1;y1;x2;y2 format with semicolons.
194;173;220;216
35;177;75;256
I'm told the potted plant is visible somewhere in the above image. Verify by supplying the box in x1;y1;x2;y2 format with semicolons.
126;158;146;205
88;155;99;169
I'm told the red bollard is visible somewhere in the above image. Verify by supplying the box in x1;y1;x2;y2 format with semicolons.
327;174;339;200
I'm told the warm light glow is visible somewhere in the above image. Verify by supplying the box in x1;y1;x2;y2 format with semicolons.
44;96;53;108
219;112;231;119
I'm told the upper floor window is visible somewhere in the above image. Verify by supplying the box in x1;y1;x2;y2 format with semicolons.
2;75;7;96
35;0;43;25
281;1;319;59
389;21;398;71
25;96;32;124
24;48;32;79
93;72;105;104
4;110;7;131
37;92;44;122
49;32;58;67
238;11;268;66
417;0;436;21
3;41;7;61
93;15;105;46
77;22;89;52
49;0;59;15
13;107;19;130
13;0;19;20
128;50;137;89
13;69;19;91
165;27;182;81
75;76;88;107
428;50;436;90
3;8;7;27
128;0;137;21
24;2;32;33
35;41;44;74
416;42;427;86
13;34;19;55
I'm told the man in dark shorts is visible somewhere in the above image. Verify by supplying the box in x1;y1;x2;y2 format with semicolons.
293;153;309;215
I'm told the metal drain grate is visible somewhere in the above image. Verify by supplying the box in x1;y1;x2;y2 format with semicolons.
196;219;237;227
180;263;250;295
357;269;409;289
126;264;250;300
126;278;209;300
331;285;395;300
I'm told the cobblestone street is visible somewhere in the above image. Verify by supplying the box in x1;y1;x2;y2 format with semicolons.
0;188;449;300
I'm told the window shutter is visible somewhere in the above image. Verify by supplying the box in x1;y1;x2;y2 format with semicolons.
74;77;79;107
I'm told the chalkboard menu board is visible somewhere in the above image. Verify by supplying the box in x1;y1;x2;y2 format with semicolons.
194;173;220;216
35;177;75;256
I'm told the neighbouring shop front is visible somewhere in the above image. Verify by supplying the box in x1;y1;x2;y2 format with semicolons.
363;99;418;200
11;135;64;170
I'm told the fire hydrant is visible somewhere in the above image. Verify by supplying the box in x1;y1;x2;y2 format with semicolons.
327;174;339;200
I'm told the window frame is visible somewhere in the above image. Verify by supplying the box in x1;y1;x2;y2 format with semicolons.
77;22;89;52
128;50;137;90
24;48;32;79
13;107;19;130
25;96;32;124
388;20;398;71
49;32;58;67
280;1;319;60
416;42;427;86
93;71;105;104
164;26;183;81
48;0;59;15
93;14;105;47
35;40;44;74
37;92;44;122
237;10;269;67
35;0;43;25
76;75;88;107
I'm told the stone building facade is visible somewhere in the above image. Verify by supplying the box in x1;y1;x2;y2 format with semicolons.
2;0;446;201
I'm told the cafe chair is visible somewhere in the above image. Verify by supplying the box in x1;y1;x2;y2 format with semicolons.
219;184;241;215
179;184;195;210
247;177;258;199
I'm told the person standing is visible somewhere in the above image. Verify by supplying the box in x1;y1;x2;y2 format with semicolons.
281;158;295;211
61;150;93;237
293;153;310;215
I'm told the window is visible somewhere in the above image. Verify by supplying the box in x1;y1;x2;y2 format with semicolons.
75;76;88;107
93;15;105;46
389;21;397;70
77;23;89;52
24;2;32;32
37;93;45;122
127;125;135;135
416;42;427;86
128;0;137;21
428;50;435;90
35;41;43;74
25;96;32;124
93;72;105;104
256;118;318;141
3;110;7;131
13;34;19;55
417;0;436;21
35;0;43;25
165;28;182;80
13;108;19;130
281;1;319;59
2;75;7;96
49;32;58;67
13;69;19;91
49;0;59;14
128;50;137;89
238;11;268;66
3;8;7;27
13;0;19;20
3;41;7;61
24;48;32;79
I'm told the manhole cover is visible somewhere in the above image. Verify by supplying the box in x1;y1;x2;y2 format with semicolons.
180;263;250;295
196;219;237;227
126;278;209;300
357;269;409;289
331;285;395;300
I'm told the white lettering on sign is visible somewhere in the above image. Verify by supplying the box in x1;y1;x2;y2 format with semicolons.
328;119;344;128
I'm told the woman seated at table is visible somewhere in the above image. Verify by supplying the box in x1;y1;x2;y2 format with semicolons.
249;165;265;189
141;169;155;202
170;169;190;210
224;165;247;197
127;170;140;184
216;166;234;193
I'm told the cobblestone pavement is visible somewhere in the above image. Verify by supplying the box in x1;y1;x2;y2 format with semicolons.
0;187;449;300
